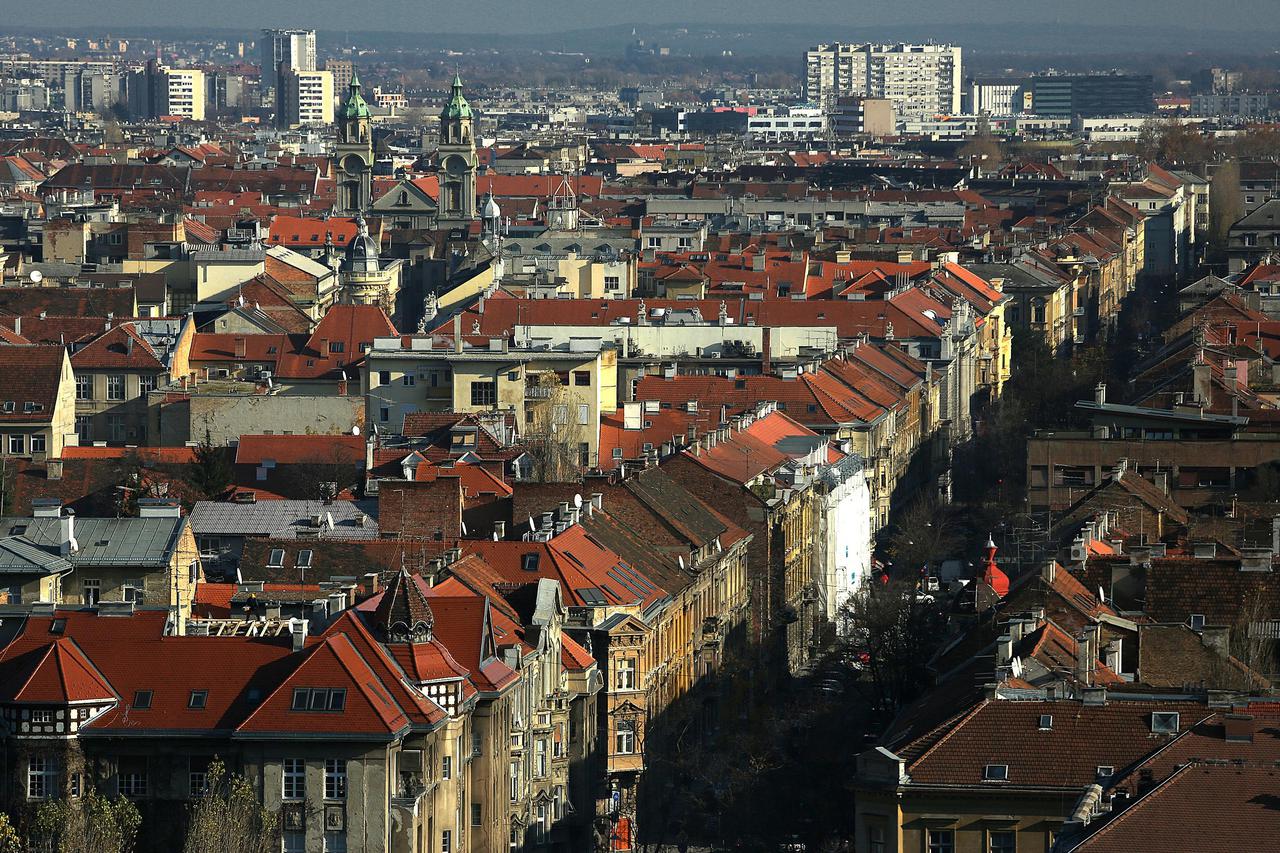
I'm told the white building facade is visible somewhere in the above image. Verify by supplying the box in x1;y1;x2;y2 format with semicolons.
805;43;962;118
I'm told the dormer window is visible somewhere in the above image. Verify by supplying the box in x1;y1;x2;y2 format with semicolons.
983;764;1009;782
1038;715;1053;731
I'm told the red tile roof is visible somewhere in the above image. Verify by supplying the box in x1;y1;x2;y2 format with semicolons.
234;434;365;466
0;638;116;704
0;346;65;423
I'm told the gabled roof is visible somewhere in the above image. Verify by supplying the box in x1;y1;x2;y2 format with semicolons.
0;345;66;424
235;633;410;737
0;638;115;704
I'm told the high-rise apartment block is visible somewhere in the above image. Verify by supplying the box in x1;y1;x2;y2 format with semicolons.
162;68;205;121
126;61;205;120
805;43;962;118
261;28;316;80
260;27;316;117
279;68;334;127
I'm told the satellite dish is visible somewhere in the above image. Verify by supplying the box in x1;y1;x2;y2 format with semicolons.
351;425;360;436
461;520;468;535
29;269;42;283
237;294;245;307
528;516;536;532
493;531;499;541
573;493;583;509
678;555;685;570
1011;657;1023;678
1098;586;1106;604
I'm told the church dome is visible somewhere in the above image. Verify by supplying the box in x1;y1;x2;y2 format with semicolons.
442;73;472;119
343;216;380;274
341;71;372;121
482;193;501;221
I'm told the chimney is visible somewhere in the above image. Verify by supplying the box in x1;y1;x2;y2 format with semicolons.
234;337;246;359
46;461;63;481
591;492;603;510
1193;361;1212;405
761;326;771;374
59;509;78;556
1104;639;1122;673
1272;515;1280;554
319;338;330;358
289;617;308;652
1042;561;1056;584
1224;713;1256;743
11;316;18;337
751;253;765;272
493;520;506;540
1076;627;1095;686
1094;382;1106;406
453;314;463;353
995;634;1013;667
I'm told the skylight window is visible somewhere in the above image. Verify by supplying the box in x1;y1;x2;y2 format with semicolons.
983;764;1009;782
188;690;208;710
1151;712;1180;734
133;690;153;710
291;687;346;712
1038;715;1053;731
297;550;313;569
268;549;285;568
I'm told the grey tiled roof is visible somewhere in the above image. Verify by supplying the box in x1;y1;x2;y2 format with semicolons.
0;517;184;567
189;500;379;539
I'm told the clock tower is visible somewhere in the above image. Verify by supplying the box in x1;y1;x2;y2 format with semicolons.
437;74;477;230
334;71;373;215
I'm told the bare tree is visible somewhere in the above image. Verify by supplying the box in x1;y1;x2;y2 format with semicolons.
838;581;939;716
521;372;590;482
183;759;278;853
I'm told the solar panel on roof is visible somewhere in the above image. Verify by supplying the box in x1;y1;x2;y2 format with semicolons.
606;569;643;598
619;564;656;594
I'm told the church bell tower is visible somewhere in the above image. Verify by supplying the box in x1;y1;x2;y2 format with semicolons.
437;74;477;230
334;71;373;215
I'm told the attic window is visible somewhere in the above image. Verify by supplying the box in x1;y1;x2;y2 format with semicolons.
268;549;285;568
133;690;153;710
983;764;1009;782
1;402;13;412
1189;614;1205;631
297;550;313;569
291;687;346;712
49;618;66;635
188;690;208;710
1038;715;1053;731
521;553;540;572
1151;712;1180;734
1096;765;1114;779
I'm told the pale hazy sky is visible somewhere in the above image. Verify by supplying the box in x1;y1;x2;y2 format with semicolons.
3;0;1277;35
